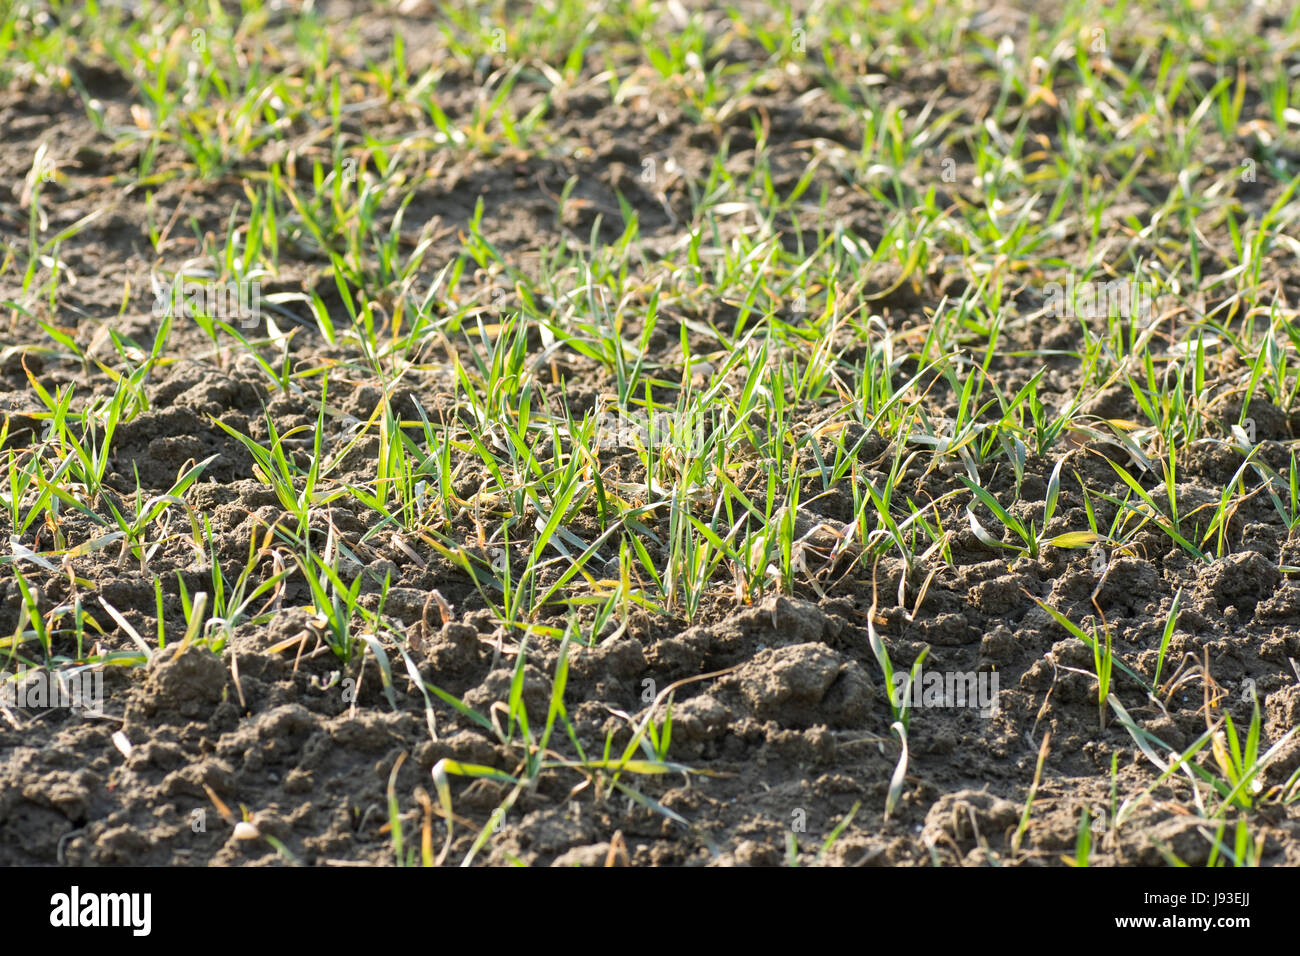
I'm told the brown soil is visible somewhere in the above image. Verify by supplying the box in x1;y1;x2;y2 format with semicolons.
3;2;1300;867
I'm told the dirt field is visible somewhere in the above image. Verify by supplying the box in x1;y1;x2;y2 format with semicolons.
3;0;1300;867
